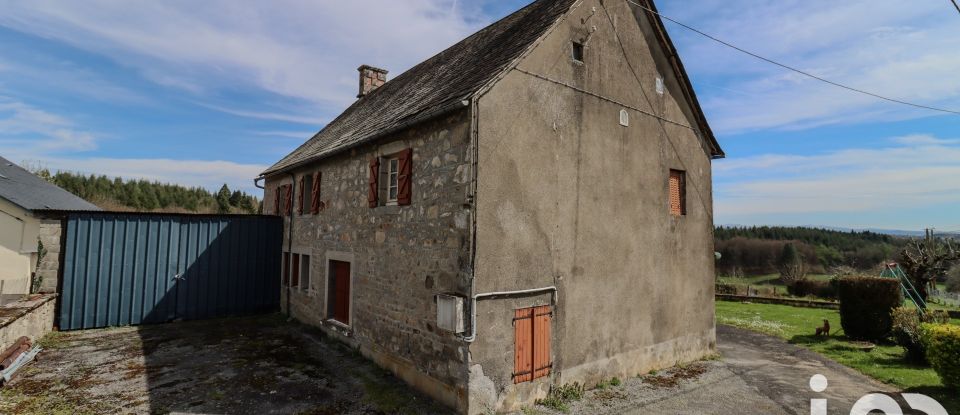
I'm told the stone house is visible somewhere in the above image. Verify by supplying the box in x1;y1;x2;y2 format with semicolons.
0;156;100;301
259;0;724;413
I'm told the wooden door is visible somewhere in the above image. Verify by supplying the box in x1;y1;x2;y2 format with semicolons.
331;260;351;324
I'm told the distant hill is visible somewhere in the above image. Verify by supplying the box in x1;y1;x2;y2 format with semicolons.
714;225;910;276
32;169;261;214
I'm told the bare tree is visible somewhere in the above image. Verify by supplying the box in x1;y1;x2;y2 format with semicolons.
900;238;959;302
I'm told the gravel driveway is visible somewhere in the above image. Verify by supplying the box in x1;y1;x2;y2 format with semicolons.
0;314;450;415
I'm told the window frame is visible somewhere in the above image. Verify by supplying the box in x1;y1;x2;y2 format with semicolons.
669;169;687;217
378;155;401;206
571;41;585;63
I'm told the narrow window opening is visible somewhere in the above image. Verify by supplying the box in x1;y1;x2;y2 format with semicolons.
669;169;687;216
572;41;584;63
282;252;290;286
301;254;311;291
291;254;301;288
327;260;352;325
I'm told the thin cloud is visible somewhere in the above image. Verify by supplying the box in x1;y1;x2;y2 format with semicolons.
199;103;327;125
0;98;98;152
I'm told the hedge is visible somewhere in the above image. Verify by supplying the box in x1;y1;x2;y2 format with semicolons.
891;307;950;363
787;279;837;300
921;324;960;390
837;277;902;341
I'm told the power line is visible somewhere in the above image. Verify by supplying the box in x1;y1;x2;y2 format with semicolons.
624;0;960;116
951;0;960;15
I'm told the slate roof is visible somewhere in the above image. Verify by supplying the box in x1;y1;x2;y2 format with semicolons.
264;0;722;176
0;156;101;212
263;0;579;176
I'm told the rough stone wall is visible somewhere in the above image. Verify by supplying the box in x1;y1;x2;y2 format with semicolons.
470;0;717;412
0;294;56;351
263;110;474;411
35;220;62;293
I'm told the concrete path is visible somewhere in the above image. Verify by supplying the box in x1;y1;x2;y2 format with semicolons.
545;325;899;415
629;325;897;414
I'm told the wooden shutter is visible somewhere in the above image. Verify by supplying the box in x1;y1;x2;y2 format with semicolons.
274;187;282;216
513;308;534;383
397;148;413;206
669;170;685;216
284;184;293;216
297;177;305;215
532;305;553;379
310;171;322;214
368;158;380;208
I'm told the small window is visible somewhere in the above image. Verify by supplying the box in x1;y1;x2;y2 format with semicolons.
619;109;629;127
669;169;686;216
292;254;301;287
656;76;665;95
301;255;311;291
572;41;584;63
378;156;400;205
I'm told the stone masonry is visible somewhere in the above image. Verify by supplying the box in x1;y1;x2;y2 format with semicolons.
264;109;473;410
35;220;62;293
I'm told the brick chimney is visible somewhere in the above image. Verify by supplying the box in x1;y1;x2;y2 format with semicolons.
357;65;388;98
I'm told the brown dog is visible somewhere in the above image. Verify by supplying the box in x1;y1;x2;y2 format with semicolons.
815;319;830;336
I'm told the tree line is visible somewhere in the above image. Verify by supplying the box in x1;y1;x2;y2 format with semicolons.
33;169;261;214
715;226;908;276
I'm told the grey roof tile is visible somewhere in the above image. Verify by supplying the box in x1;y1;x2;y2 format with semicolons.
0;156;101;212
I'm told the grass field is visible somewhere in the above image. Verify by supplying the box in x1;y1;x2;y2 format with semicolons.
716;301;959;412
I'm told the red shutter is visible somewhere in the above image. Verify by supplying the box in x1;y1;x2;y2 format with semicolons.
297;177;305;215
397;148;413;205
669;170;685;216
368;158;380;208
310;171;322;214
284;184;293;216
532;305;553;380
274;187;282;216
514;308;534;383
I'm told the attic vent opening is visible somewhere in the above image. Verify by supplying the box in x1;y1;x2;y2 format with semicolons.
619;109;629;127
571;41;584;63
656;76;665;95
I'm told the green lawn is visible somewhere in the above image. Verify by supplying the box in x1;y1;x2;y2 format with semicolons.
716;301;959;412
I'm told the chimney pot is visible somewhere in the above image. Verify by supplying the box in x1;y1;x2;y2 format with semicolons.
358;65;388;98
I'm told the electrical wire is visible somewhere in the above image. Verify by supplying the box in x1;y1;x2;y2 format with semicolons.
624;0;960;116
951;0;960;15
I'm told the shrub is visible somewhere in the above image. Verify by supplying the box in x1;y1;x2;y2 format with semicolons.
787;279;836;300
921;324;960;390
891;307;950;363
715;283;738;295
837;277;903;341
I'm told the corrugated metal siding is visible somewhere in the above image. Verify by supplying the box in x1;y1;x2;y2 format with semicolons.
59;213;282;330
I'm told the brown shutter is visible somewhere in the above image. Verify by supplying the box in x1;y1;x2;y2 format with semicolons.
513;308;534;383
274;187;282;216
311;171;322;214
397;148;413;206
669;170;684;216
297;177;305;215
284;184;293;216
368;158;380;208
532;305;553;380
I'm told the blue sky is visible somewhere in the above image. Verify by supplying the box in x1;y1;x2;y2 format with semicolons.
1;1;958;231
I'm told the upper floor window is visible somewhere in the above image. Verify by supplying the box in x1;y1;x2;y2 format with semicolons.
572;41;584;63
368;148;412;208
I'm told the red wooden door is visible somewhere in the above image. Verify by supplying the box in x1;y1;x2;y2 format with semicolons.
331;260;351;324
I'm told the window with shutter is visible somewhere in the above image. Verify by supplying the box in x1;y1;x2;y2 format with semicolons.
368;158;379;208
282;252;290;285
284;184;294;216
311;171;322;214
669;169;686;216
291;253;300;287
514;305;552;383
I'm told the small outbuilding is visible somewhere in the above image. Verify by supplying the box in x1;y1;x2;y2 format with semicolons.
0;156;99;300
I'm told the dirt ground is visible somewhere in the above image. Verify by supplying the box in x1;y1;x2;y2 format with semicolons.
0;314;451;415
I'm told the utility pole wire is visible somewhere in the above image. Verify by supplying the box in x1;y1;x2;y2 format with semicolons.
952;0;960;15
624;0;960;116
